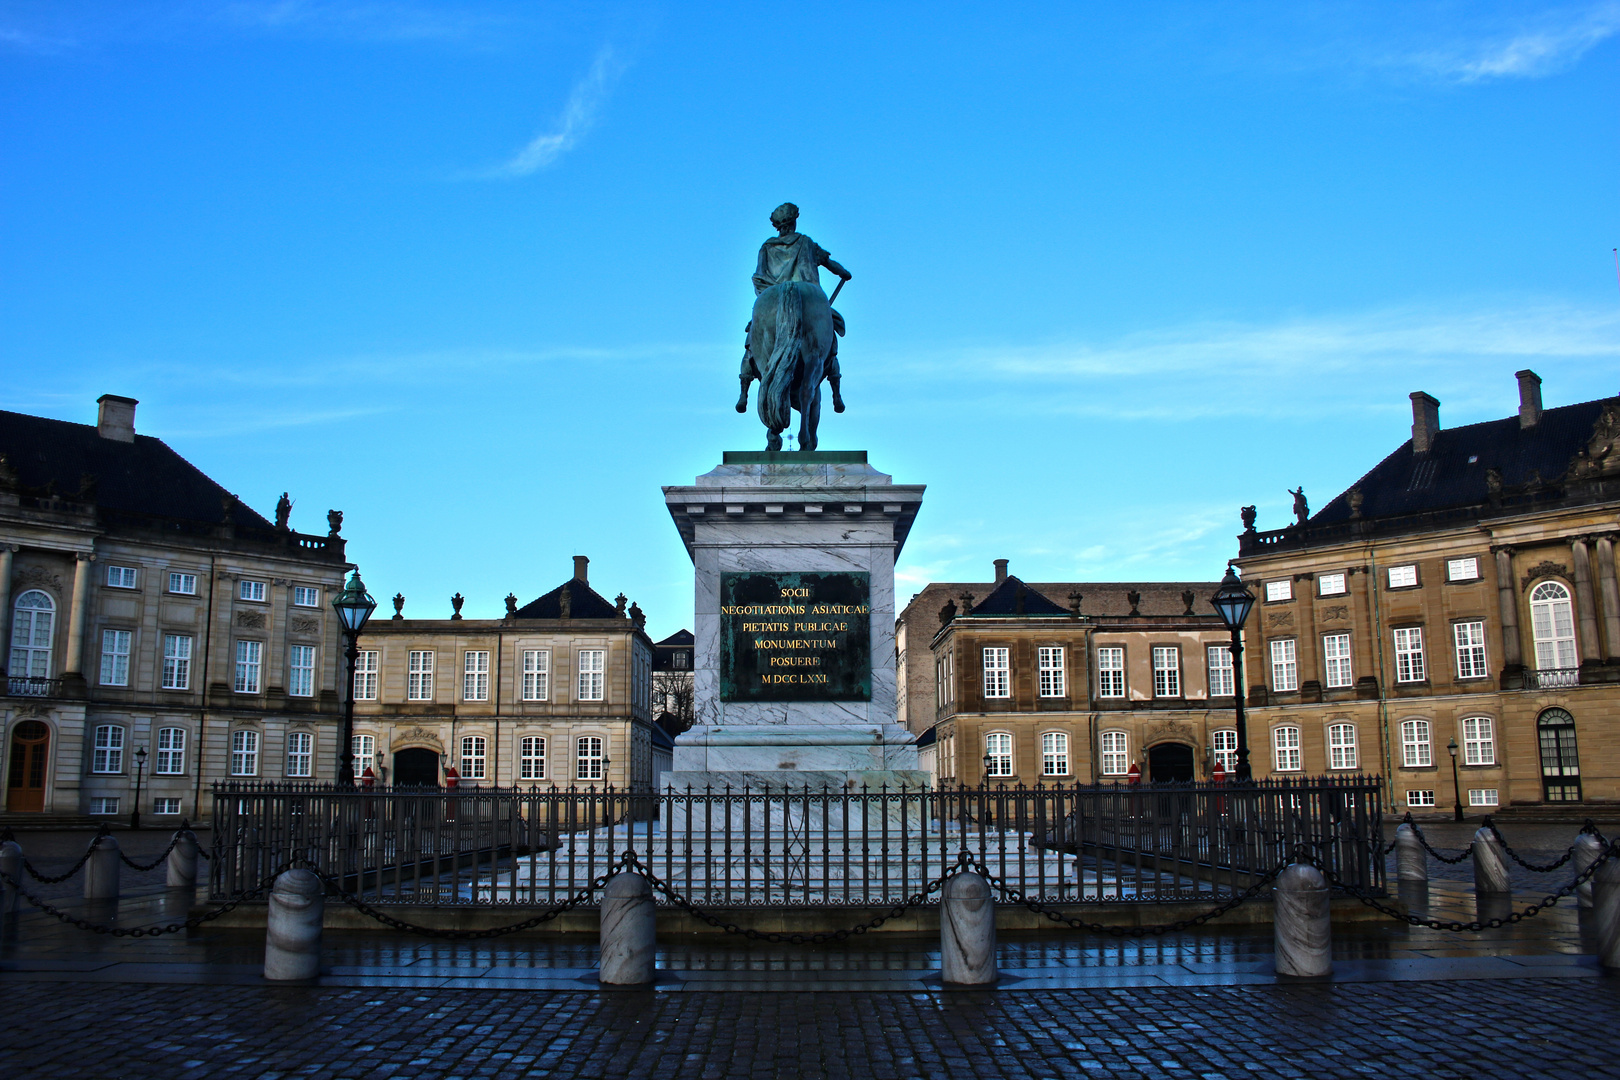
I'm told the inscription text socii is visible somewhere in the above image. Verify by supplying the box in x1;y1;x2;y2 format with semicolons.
718;571;872;702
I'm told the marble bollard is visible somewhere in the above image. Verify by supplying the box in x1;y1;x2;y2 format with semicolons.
1593;858;1620;970
940;870;997;986
167;831;199;889
1273;863;1331;979
599;872;656;986
84;834;121;901
1472;828;1511;897
0;840;21;915
1394;824;1427;882
264;869;324;981
1573;834;1604;910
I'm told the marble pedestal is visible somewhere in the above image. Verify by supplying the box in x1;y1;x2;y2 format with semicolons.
663;451;926;794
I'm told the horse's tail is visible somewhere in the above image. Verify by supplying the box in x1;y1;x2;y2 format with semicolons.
758;284;802;434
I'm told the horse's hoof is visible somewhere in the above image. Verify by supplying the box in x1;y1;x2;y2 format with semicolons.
833;399;846;413
735;399;747;413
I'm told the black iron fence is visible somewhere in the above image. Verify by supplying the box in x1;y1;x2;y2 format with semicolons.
209;777;1384;908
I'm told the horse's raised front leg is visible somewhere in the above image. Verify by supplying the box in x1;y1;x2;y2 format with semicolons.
736;375;752;414
766;428;784;451
799;385;821;452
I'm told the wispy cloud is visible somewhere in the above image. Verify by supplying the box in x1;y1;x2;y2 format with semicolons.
0;25;76;54
480;46;624;177
219;1;506;43
1387;3;1620;83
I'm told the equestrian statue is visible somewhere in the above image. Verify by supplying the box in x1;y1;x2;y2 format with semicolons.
735;203;851;451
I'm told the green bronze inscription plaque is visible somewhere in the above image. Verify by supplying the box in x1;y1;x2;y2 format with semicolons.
719;571;871;702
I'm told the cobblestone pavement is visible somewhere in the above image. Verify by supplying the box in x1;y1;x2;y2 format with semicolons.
4;977;1617;1080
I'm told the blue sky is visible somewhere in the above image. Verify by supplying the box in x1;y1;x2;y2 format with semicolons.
3;1;1617;639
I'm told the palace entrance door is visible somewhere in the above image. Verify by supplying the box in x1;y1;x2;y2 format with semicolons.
393;747;441;787
6;720;50;812
1538;708;1581;802
1148;742;1195;783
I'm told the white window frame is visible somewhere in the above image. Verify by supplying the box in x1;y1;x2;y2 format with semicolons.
577;649;606;702
1530;581;1578;671
1207;645;1234;697
1322;632;1353;688
1387;564;1419;589
982;648;1010;699
1040;731;1069;777
234;640;262;693
89;797;120;815
1269;639;1298;692
1468;788;1499;807
106;565;137;589
576;736;604;781
1037;646;1065;697
1454;620;1488;679
168;572;197;595
1272;726;1302;772
1150;646;1181;697
407;650;435;701
293;586;320;607
352;734;376;777
92;724;125;773
460;735;487;781
1463;716;1496;766
285;731;314;778
1393;627;1426;683
1096;647;1125;698
1446;557;1480;582
1327;723;1357;770
239;579;266;602
1400;718;1432;768
10;590;56;679
520;736;547;781
153;797;182;815
1265;580;1292;603
984;732;1013;778
155;726;186;775
100;629;132;686
463;651;490;702
230;729;260;776
522;649;551;701
162;633;193;690
288;644;316;698
1407;789;1436;808
1211;729;1238;773
355;650;379;700
1317;572;1347;597
1100;731;1128;776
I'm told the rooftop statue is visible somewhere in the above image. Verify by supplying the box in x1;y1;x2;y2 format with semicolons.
734;203;851;451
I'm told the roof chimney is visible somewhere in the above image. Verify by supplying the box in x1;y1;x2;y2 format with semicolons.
573;555;589;584
1516;369;1543;429
1410;391;1439;455
96;395;137;443
993;558;1008;584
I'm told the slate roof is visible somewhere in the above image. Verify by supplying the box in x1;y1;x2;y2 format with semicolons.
656;630;694;648
512;578;620;620
0;408;273;528
962;575;1070;617
906;581;1220;623
1309;397;1612;526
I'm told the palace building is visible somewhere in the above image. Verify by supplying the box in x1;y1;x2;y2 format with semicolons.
1234;371;1620;814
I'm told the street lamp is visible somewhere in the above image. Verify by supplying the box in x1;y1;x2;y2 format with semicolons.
983;751;994;785
1448;737;1463;822
332;569;377;787
1209;565;1257;782
130;746;147;830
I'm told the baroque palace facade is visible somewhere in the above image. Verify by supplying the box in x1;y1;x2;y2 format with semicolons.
1;396;351;821
350;556;659;792
1234;371;1620;814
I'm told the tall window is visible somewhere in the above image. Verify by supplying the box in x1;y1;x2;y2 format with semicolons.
460;735;487;780
155;726;186;775
1393;627;1426;683
354;651;378;700
1100;731;1128;776
1096;647;1125;698
239;580;266;602
1322;633;1352;688
1037;646;1065;697
520;736;547;780
1207;645;1234;697
1265;580;1292;602
285;731;313;777
1387;565;1418;589
293;586;320;607
162;634;192;690
1041;731;1069;777
463;651;490;701
1530;581;1578;671
522;649;551;701
106;565;137;588
1327;723;1357;770
10;590;56;678
578;650;606;701
982;648;1010;698
936;653;954;708
1447;557;1480;582
288;644;316;697
1462;716;1496;766
234;640;262;693
100;629;132;686
168;572;197;595
231;729;259;776
92;724;125;773
1272;726;1302;772
1211;729;1238;773
576;736;604;780
352;734;375;777
1151;646;1181;697
1317;572;1347;597
1400;719;1432;768
984;732;1013;777
1454;621;1488;679
407;650;434;700
1269;639;1298;692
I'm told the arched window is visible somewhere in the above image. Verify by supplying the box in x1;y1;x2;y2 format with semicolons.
1040;732;1069;777
91;725;124;774
231;729;260;776
1272;726;1301;772
155;727;187;775
576;736;604;781
460;735;486;780
984;732;1013;777
1211;729;1238;773
1099;731;1128;776
520;736;546;781
1530;581;1578;671
1400;719;1432;768
9;590;55;684
1538;708;1581;802
1327;723;1357;770
286;731;314;778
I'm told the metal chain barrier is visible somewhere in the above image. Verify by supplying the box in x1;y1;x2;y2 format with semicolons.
20;827;111;884
118;831;190;873
0;866;267;937
1482;817;1604;874
1394;814;1472;864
